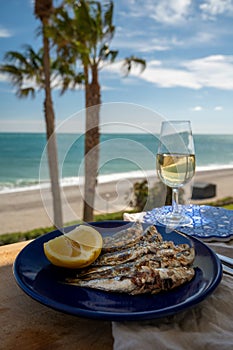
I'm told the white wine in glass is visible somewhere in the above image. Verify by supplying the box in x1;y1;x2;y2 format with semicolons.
156;120;195;226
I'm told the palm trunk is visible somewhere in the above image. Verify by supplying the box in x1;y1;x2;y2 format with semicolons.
42;20;63;229
83;64;101;222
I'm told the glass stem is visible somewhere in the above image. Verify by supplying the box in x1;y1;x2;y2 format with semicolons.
172;188;180;217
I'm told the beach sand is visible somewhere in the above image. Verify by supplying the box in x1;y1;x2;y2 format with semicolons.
0;168;233;235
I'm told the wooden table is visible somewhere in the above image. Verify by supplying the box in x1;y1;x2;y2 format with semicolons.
0;241;113;350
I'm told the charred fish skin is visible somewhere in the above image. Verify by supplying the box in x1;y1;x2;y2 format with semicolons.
102;223;163;253
92;239;195;268
92;244;149;267
67;276;138;294
92;225;167;267
102;221;144;253
68;255;162;283
131;266;195;294
73;246;194;283
68;266;195;295
65;224;196;295
127;266;195;295
76;254;161;281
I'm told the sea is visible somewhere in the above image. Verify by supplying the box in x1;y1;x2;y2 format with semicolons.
0;132;233;194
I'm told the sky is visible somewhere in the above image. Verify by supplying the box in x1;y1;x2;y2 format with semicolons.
0;0;233;134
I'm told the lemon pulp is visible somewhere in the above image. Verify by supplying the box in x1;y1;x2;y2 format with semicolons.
43;225;103;268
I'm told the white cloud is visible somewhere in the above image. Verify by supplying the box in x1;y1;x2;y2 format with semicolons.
119;0;233;31
214;105;223;110
137;55;233;90
191;105;224;112
105;55;233;91
114;13;218;56
191;106;203;111
200;0;233;18
182;55;233;90
113;35;171;53
0;73;9;82
150;0;192;24
190;31;216;44
140;64;201;89
0;27;12;38
121;0;233;25
114;28;217;54
114;1;226;56
101;85;116;91
126;0;192;25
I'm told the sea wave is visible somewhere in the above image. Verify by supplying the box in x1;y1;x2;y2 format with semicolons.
196;164;233;172
1;164;233;194
0;170;154;194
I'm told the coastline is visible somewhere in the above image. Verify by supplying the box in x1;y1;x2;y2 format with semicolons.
0;167;233;235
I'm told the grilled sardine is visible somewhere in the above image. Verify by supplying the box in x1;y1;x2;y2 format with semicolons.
65;223;195;295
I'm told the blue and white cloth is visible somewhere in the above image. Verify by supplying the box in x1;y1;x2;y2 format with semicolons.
124;205;233;242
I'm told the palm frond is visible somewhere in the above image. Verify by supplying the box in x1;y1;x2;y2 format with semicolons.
104;1;113;28
0;64;23;86
99;44;118;64
16;87;36;99
44;0;146;94
0;46;45;97
4;51;29;66
123;56;146;75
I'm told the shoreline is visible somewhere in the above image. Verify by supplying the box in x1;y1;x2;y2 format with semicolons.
0;168;233;235
1;165;233;195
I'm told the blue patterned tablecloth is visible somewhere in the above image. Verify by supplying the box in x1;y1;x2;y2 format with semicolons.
144;205;233;242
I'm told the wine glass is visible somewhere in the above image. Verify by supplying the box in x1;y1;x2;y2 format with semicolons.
156;120;195;227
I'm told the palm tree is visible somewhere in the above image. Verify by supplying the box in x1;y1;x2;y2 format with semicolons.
49;0;146;222
34;0;63;229
0;1;63;229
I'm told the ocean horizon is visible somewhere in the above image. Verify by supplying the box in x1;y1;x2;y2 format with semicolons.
0;132;233;194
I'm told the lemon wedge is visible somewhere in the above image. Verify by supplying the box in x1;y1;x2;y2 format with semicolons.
43;225;103;269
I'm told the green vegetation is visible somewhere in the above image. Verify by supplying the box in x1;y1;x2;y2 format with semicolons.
202;196;233;207
0;211;133;246
223;204;233;210
130;180;184;212
0;227;55;246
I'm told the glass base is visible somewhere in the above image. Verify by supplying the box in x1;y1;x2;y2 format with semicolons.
156;212;192;227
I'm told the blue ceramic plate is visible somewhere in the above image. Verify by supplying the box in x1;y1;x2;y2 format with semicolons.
14;221;222;321
144;205;233;242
